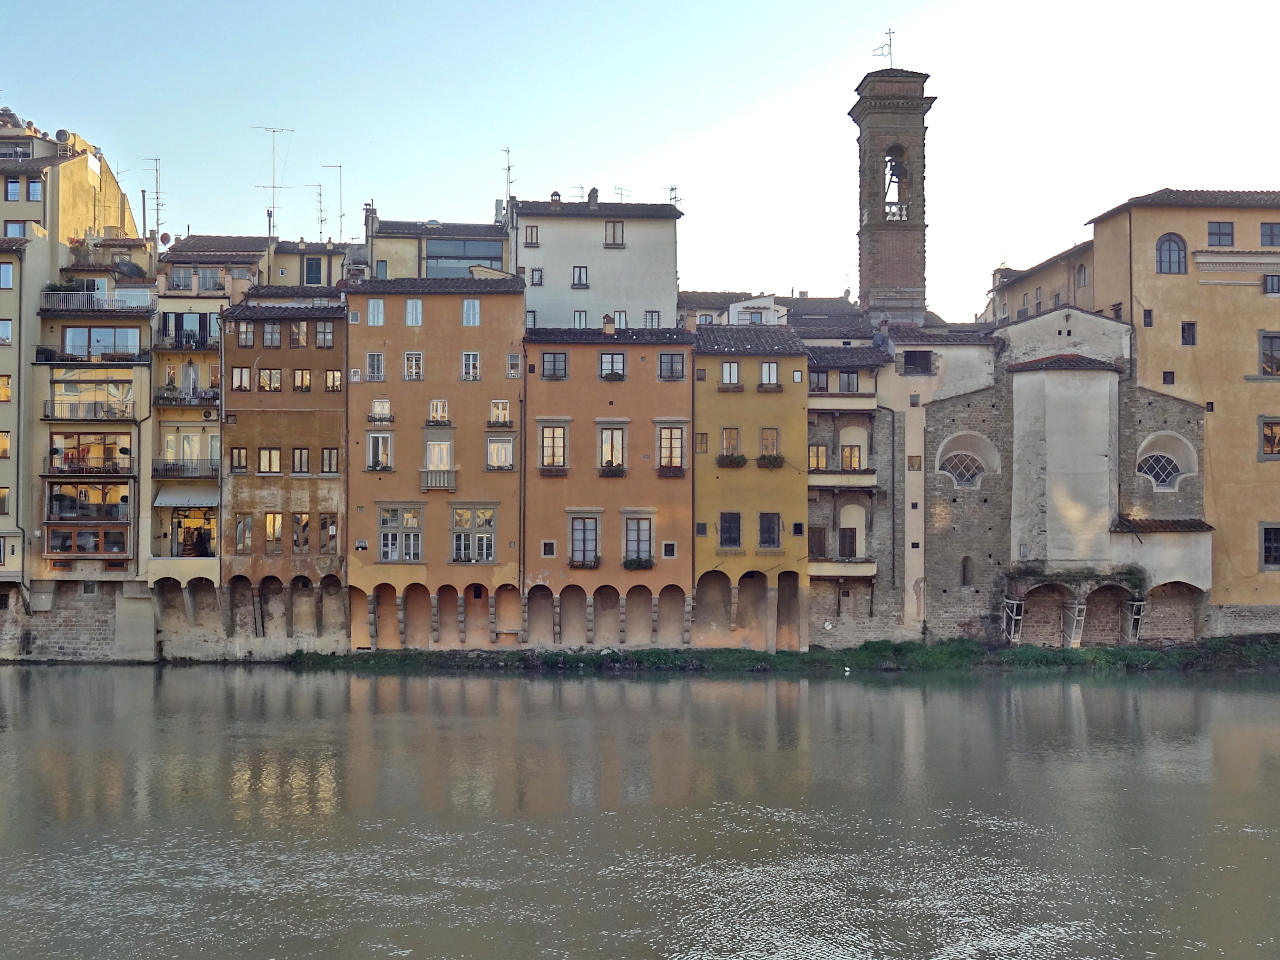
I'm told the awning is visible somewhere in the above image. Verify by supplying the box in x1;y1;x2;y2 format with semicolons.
154;484;219;508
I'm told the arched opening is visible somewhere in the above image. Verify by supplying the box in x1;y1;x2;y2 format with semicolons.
777;571;801;651
319;575;345;638
154;577;185;635
404;583;432;647
837;502;866;560
692;571;733;646
657;585;685;646
464;583;490;646
936;432;1000;490
592;585;621;646
290;575;316;638
1076;263;1087;288
260;577;287;640
228;575;256;638
960;556;973;587
625;585;652;645
883;144;909;218
1082;583;1131;646
1156;233;1187;275
373;583;400;649
1136;431;1197;491
1142;582;1203;645
437;585;460;647
348;586;371;649
527;585;554;646
737;571;767;651
1020;583;1074;647
559;585;587;644
837;423;869;471
189;577;219;635
495;584;522;645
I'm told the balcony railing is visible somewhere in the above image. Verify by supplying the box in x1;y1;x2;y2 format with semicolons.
368;413;395;423
36;345;150;364
153;389;220;407
40;290;156;312
42;456;134;476
43;400;136;421
152;458;220;479
568;557;600;569
884;202;909;221
154;334;219;351
420;468;458;492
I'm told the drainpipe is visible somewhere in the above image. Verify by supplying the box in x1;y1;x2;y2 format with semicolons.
13;246;30;613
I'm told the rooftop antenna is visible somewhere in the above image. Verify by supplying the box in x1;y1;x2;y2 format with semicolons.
668;185;681;205
322;164;344;241
255;184;294;237
502;147;516;203
252;125;294;233
305;182;325;239
570;184;585;201
144;158;162;236
613;185;631;202
871;27;894;67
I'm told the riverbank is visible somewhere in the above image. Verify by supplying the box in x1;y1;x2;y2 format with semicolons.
284;635;1280;675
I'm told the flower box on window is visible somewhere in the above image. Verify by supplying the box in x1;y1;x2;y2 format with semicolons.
656;464;685;478
622;556;654;570
568;556;600;569
539;465;568;478
716;453;747;468
756;455;785;469
601;371;625;382
599;463;626;478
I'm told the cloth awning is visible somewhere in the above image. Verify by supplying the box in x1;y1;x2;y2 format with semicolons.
153;484;219;508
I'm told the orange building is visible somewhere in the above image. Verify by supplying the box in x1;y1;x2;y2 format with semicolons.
521;321;694;645
343;276;526;648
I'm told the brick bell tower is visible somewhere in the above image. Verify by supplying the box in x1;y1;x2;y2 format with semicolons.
849;69;935;324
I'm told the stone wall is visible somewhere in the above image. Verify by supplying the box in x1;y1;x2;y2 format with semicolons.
0;581;132;660
1118;382;1205;521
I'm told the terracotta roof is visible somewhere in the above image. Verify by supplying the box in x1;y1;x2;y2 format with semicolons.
514;198;682;220
887;322;995;345
997;304;1119;327
679;290;756;310
273;241;347;255
0;156;64;176
246;284;341;298
806;346;894;368
96;237;148;248
0;237;29;252
376;220;506;238
1006;353;1123;373
222;303;346;321
166;235;270;253
160;251;264;265
1090;189;1280;224
777;296;861;318
694;325;805;356
1111;516;1214;534
861;68;930;81
524;327;693;344
992;240;1093;292
352;277;523;295
787;316;876;339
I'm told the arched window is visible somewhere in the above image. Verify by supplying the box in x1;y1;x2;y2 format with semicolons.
1137;453;1181;489
1157;233;1187;275
1076;263;1087;287
936;432;1000;490
941;452;984;486
960;556;973;587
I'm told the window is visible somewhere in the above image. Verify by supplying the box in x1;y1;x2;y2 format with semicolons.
1144;309;1154;327
0;263;9;289
839;371;859;393
1264;224;1280;247
263;513;283;554
625;517;652;561
530;268;543;286
256;368;281;392
1138;454;1181;489
1157;233;1187;274
1077;263;1088;287
299;256;321;285
0;319;10;345
600;427;625;468
1263;526;1280;569
719;512;741;549
809;445;828;470
315;320;333;348
839;527;857;559
541;426;566;467
368;299;384;326
526;310;537;328
1264;335;1280;376
28;179;41;202
368;433;392;469
462;299;480;326
348;310;360;325
262;322;281;348
293;369;311;391
809;370;828;392
462;352;480;380
404;352;423;380
319;514;338;554
0;487;7;513
321;447;339;473
573;310;587;328
659;426;684;468
695;433;708;454
258;447;281;474
542;352;567;379
234;514;252;553
230;447;248;473
291;448;310;474
366;352;384;381
1163;371;1175;385
236;322;254;347
425;439;452;471
375;260;387;280
379;506;422;562
605;221;624;246
758;428;779;458
614;310;627;329
643;310;660;328
482;400;507;425
659;353;684;380
1182;322;1197;346
572;265;588;288
1266;275;1280;295
0;431;8;458
902;350;932;375
289;320;308;348
760;361;778;385
452;507;494;563
940;452;984;486
698;313;713;325
570;516;598;565
541;540;556;558
1208;221;1234;247
722;427;740;455
293;512;310;552
429;398;449;423
324;369;342;392
600;352;625;379
721;361;740;385
5;221;26;238
525;225;539;246
3;178;16;202
759;513;781;549
487;436;514;469
841;445;861;470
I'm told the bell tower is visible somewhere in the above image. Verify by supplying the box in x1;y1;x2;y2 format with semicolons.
849;69;934;324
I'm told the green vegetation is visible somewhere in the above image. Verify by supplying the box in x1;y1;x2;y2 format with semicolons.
285;635;1280;676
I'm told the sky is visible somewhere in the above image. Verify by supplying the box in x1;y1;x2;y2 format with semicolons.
7;0;1280;322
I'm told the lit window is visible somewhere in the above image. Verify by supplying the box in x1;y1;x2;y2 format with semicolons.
258;448;281;474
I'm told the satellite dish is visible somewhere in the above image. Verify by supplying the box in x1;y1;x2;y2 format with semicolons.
159;232;171;245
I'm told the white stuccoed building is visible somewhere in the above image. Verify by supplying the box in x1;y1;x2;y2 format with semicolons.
509;189;680;330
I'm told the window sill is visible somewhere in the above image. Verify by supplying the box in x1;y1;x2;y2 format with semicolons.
568;559;600;569
571;284;590;290
603;243;626;250
523;242;540;248
756;383;782;392
366;466;395;473
486;420;514;428
539;466;568;477
658;375;685;382
1244;375;1280;382
715;548;746;556
426;418;452;426
541;375;567;381
449;560;496;565
717;383;743;392
756;548;785;556
598;468;627;478
485;465;515;472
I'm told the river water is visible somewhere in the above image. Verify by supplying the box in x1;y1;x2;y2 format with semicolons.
0;666;1278;959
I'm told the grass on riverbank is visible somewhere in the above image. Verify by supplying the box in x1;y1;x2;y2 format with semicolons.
285;635;1280;675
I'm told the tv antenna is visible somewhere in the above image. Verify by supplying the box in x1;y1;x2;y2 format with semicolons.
322;164;344;241
255;184;294;238
571;184;585;201
502;147;516;203
305;183;325;239
669;185;681;205
871;27;894;67
613;185;631;202
144;158;163;236
252;125;294;231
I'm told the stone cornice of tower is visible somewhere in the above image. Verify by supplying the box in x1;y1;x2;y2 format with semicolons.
848;96;936;124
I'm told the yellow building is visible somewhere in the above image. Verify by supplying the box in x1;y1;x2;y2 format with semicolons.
692;325;809;650
363;206;509;280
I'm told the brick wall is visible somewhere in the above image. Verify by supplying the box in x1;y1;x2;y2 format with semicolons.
1118;383;1205;520
0;581;124;660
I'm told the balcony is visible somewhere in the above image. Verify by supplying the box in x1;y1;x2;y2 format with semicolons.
568;557;600;570
808;558;877;578
420;468;458;492
486;419;514;429
43;400;136;421
368;413;396;423
154;334;219;352
808;468;877;489
40;290;156;314
43;523;132;559
42;456;134;476
36;345;151;365
153;389;220;408
885;202;909;221
807;391;877;412
152;458;219;479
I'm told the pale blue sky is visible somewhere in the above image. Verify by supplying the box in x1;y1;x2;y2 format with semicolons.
9;0;1280;320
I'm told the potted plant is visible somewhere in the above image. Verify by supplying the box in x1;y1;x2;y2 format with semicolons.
716;453;747;468
601;371;625;382
599;461;626;477
623;556;654;570
756;454;786;469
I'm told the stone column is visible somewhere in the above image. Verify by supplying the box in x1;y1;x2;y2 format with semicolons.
729;583;739;631
682;595;693;645
650;596;660;645
552;595;562;644
367;593;378;649
796;581;810;652
764;584;779;654
585;595;595;644
457;594;467;645
429;593;440;644
220;586;233;638
283;585;295;639
182;586;197;628
488;595;497;644
519;593;529;644
396;594;407;646
617;596;627;644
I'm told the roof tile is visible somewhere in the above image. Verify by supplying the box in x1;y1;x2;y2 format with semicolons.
1090;188;1280;224
352;277;523;295
806;346;894;368
1111;516;1214;534
1006;353;1123;373
694;325;806;356
524;327;693;345
222;303;346;320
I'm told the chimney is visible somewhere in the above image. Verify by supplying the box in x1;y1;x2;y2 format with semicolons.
602;313;616;336
550;190;561;209
588;186;599;208
798;290;808;299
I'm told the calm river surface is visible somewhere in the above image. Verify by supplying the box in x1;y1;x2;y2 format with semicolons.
1;667;1279;959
